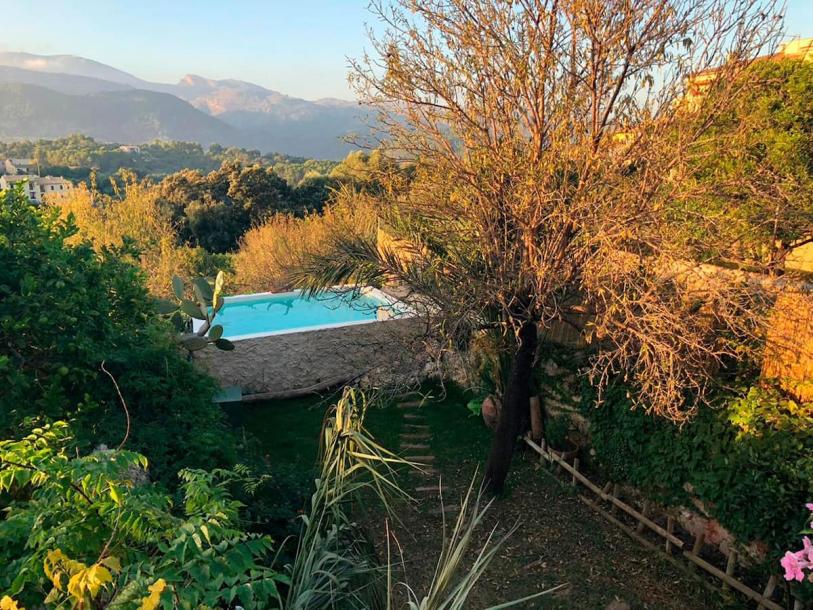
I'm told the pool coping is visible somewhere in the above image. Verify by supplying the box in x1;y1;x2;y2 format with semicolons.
193;286;415;342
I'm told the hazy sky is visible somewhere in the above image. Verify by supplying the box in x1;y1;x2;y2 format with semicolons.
1;0;811;100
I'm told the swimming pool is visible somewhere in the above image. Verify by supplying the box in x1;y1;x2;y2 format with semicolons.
199;287;407;341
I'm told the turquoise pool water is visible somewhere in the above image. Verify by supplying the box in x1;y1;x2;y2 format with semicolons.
210;289;399;340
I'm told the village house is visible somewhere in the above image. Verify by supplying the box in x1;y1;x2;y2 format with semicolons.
3;158;37;175
0;173;73;204
685;37;813;105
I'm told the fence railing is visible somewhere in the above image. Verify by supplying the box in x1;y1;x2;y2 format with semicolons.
523;434;800;610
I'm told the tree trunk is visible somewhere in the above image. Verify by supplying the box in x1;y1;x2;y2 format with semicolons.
484;319;538;495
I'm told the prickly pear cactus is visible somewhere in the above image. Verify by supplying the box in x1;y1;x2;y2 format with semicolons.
155;271;234;353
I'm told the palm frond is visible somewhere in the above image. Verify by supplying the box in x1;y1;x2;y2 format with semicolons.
285;387;412;609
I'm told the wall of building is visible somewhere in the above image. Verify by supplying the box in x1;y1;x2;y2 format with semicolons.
787;242;813;273
761;290;813;402
193;316;427;396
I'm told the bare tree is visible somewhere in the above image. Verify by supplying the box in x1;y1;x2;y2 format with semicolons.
297;0;783;494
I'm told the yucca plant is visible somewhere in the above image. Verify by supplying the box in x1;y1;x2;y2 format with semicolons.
397;474;564;610
285;387;412;609
286;387;559;610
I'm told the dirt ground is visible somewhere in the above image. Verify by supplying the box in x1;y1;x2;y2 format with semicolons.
358;395;732;610
229;388;739;609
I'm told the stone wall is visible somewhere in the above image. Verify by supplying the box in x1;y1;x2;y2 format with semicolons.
193;316;427;396
761;290;813;401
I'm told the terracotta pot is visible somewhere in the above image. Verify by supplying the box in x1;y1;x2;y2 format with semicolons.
481;394;502;430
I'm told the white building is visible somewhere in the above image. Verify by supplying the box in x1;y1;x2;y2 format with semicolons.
4;158;37;175
0;174;73;203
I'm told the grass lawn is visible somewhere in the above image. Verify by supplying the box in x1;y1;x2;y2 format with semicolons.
223;385;404;484
223;383;731;609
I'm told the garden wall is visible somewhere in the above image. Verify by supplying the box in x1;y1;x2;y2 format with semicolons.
193;316;427;396
762;290;813;401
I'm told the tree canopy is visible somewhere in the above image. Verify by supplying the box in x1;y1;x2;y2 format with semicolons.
297;0;784;493
681;57;813;272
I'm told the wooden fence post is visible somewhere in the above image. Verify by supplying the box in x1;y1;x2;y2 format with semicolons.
756;575;777;610
689;533;705;572
636;500;651;534
722;549;737;591
611;484;620;516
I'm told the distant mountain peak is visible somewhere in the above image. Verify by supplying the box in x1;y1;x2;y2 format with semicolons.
0;51;146;88
0;51;364;159
177;73;276;95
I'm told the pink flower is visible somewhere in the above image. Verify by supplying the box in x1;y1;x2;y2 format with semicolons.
803;537;813;564
781;550;807;582
806;503;813;512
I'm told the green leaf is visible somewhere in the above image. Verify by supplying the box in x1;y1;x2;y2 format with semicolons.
193;277;214;302
155;299;178;315
208;325;224;340
181;300;207;320
213;296;225;314
171;275;185;300
170;311;185;332
181;335;210;351
213;271;225;307
214;338;235;351
109;483;122;505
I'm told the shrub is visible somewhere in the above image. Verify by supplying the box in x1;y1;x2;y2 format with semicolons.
0;422;284;608
233;192;379;293
0;188;235;485
583;381;813;559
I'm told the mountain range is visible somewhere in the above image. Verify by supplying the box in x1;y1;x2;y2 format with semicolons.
0;52;369;159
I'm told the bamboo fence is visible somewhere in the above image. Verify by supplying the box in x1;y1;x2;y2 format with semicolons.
523;435;802;610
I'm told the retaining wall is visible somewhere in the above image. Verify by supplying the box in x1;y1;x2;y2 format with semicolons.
193;316;426;396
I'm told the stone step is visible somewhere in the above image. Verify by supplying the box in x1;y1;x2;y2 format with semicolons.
400;443;430;451
405;455;436;463
415;467;440;477
400;433;431;441
403;413;426;421
429;504;460;516
397;400;424;409
415;485;443;494
404;423;430;431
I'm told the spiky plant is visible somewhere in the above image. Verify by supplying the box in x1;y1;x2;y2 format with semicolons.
286;388;558;610
397;474;564;610
285;387;412;609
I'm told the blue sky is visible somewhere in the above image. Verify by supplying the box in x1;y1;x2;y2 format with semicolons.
1;0;811;100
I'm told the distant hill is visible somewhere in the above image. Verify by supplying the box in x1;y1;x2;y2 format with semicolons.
0;52;158;89
0;66;132;95
0;52;368;159
0;83;240;146
171;74;370;158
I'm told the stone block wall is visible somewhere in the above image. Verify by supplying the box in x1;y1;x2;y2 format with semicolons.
193;316;427;396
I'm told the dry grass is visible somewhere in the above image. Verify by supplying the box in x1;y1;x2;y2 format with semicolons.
53;180;217;297
233;190;380;293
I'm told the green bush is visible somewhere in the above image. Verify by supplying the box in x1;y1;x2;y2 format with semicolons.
583;381;813;558
0;187;235;485
0;422;284;608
